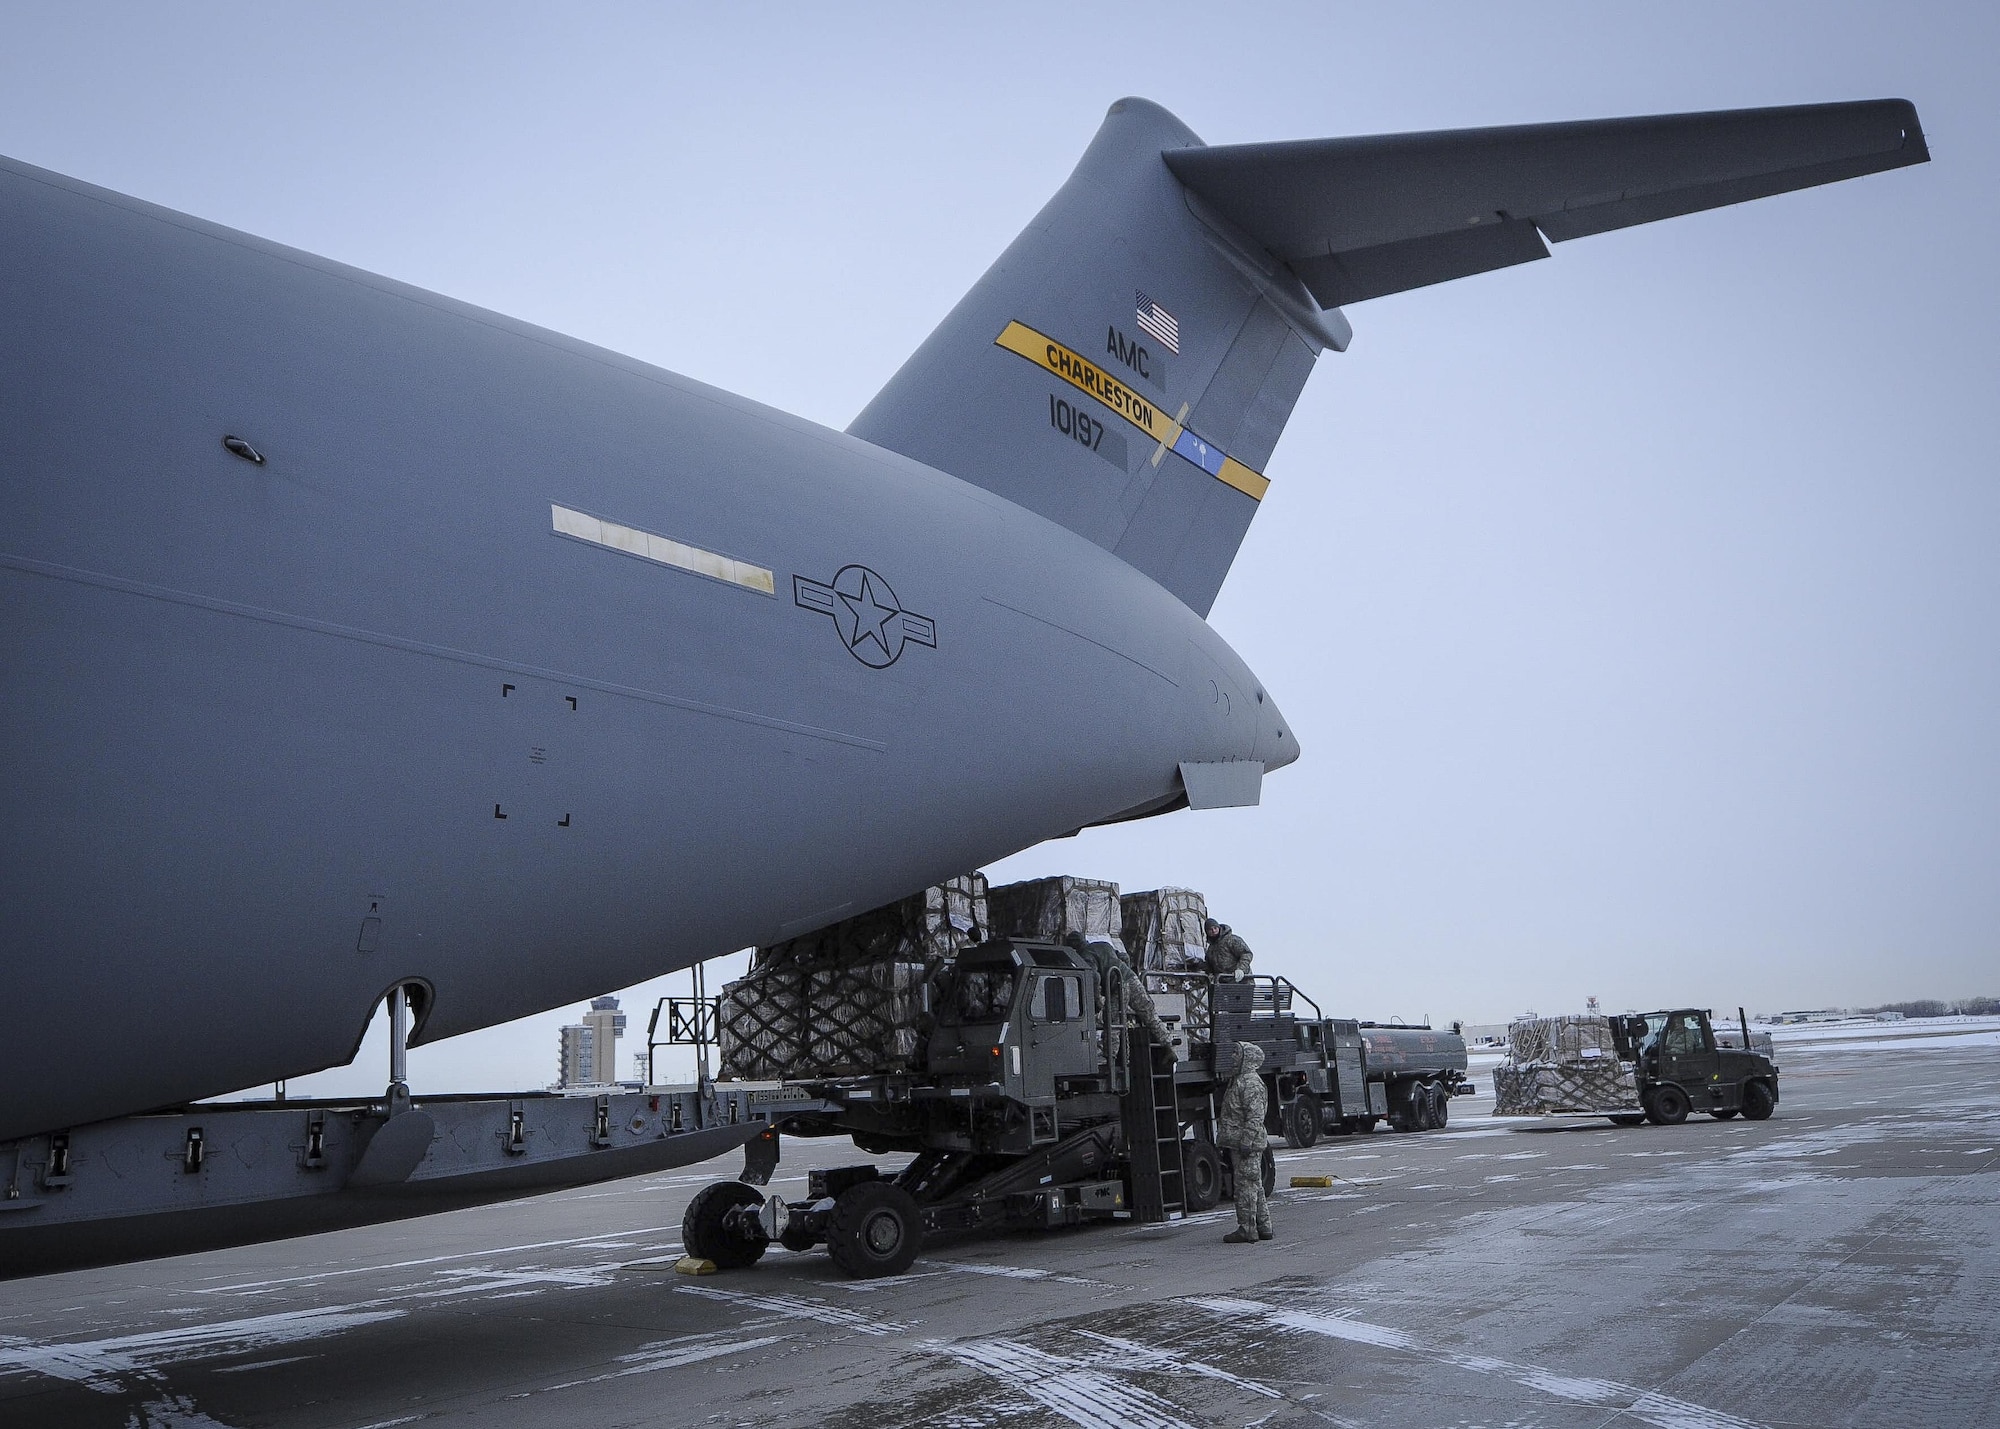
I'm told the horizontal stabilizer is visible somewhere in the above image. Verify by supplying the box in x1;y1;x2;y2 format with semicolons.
1165;100;1929;306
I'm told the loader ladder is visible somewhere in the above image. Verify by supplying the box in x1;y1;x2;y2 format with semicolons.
1121;1036;1185;1222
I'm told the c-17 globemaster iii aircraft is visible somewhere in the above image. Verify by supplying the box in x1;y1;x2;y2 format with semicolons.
0;96;1924;1271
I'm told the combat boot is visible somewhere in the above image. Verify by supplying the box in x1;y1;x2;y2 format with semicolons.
1223;1229;1257;1244
1257;1227;1273;1241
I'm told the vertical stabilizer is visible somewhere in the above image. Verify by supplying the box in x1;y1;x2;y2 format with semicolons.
848;99;1346;616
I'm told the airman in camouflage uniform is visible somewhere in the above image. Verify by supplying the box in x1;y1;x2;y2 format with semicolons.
1215;1041;1272;1242
1062;931;1175;1046
1203;919;1253;981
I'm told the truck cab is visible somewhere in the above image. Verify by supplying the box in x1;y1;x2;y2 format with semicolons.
920;941;1124;1152
1614;1009;1780;1124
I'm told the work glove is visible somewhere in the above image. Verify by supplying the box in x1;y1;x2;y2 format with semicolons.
1234;970;1249;982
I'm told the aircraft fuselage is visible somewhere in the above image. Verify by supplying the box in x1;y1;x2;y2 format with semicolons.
0;156;1288;1140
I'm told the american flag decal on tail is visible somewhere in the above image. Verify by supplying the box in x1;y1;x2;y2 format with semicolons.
1135;291;1180;354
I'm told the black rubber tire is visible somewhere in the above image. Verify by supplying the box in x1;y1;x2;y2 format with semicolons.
1421;1083;1442;1131
1290;1098;1322;1148
1608;1114;1647;1127
683;1180;768;1269
1647;1085;1691;1127
1260;1145;1277;1196
825;1181;922;1279
1711;1108;1739;1120
778;1225;819;1253
1741;1080;1777;1121
1181;1137;1223;1212
1434;1085;1450;1128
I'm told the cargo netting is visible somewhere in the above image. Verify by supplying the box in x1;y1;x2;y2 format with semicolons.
718;874;988;1081
719;957;927;1080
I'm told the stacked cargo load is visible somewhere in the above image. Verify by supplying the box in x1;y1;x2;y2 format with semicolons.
1491;1014;1640;1115
1115;885;1212;1039
1120;888;1208;972
987;876;1123;951
717;875;987;1080
755;874;989;969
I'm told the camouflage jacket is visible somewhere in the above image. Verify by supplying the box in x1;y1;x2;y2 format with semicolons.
1206;927;1253;978
1214;1043;1269;1149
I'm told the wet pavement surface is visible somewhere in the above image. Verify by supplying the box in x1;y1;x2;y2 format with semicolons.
1;1033;1995;1428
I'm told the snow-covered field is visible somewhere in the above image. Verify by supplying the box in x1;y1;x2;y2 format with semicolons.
1765;1014;2000;1051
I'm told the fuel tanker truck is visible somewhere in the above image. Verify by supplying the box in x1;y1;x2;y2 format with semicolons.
1199;976;1472;1146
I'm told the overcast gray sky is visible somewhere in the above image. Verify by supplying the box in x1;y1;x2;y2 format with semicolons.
6;3;1991;1095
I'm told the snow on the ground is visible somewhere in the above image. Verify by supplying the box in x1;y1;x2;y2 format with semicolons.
1780;1027;2000;1054
1765;1015;2000;1046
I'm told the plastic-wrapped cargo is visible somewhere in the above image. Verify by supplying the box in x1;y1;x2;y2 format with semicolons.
1505;1014;1622;1066
1120;887;1208;972
987;876;1122;952
756;873;988;969
1491;1015;1640;1114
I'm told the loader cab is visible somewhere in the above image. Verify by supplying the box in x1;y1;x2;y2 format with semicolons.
925;941;1100;1104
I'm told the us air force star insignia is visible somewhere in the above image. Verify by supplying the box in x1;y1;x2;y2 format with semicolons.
793;565;937;668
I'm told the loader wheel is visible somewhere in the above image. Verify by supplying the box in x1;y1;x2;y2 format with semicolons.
683;1180;768;1269
1288;1098;1322;1148
1741;1080;1777;1121
826;1181;922;1279
1645;1085;1691;1127
1181;1137;1222;1212
779;1225;819;1253
1608;1114;1647;1127
1711;1108;1739;1120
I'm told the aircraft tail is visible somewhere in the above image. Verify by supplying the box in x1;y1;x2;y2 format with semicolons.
849;97;1925;616
849;99;1338;617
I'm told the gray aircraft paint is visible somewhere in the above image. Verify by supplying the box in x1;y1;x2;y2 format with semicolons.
0;97;1923;1146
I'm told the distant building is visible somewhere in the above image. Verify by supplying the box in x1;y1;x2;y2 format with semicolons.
557;1024;593;1088
556;995;628;1087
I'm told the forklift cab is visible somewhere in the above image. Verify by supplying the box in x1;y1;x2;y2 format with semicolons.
1651;1010;1720;1090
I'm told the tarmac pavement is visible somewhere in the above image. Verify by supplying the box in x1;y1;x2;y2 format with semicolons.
1;1031;1994;1428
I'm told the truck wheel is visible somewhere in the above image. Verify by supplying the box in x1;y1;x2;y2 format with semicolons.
1741;1080;1776;1121
1608;1114;1647;1127
1181;1137;1222;1212
1433;1084;1450;1128
778;1225;819;1253
825;1181;922;1278
1645;1086;1691;1127
1260;1145;1277;1196
1289;1099;1322;1148
1711;1108;1738;1120
683;1181;768;1269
